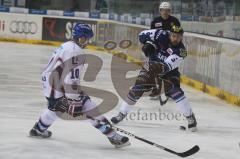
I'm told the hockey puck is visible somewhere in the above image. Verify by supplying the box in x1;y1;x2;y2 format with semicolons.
180;126;186;130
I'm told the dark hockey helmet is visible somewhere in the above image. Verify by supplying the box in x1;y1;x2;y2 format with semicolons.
72;23;94;39
170;25;184;35
72;23;94;47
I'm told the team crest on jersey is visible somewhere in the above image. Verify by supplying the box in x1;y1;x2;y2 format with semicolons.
167;48;173;54
157;53;167;62
180;49;187;57
155;22;162;27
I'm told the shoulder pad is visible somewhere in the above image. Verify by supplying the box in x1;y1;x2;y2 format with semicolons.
179;48;187;58
139;29;156;43
178;43;187;58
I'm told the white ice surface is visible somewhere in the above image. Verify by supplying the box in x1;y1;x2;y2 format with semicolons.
0;42;239;159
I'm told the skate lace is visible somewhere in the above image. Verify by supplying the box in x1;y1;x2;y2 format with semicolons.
111;133;123;141
116;113;125;120
187;116;195;124
42;131;50;136
36;128;50;136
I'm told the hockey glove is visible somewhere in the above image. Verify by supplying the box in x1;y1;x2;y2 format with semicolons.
149;61;169;75
53;96;83;117
142;41;157;57
67;98;83;117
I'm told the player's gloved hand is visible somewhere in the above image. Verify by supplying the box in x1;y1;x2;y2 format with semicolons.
149;61;169;75
67;98;83;117
142;41;157;57
53;96;83;117
53;96;70;113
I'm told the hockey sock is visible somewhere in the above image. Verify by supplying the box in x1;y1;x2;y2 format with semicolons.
90;116;115;138
120;101;133;115
174;96;193;117
37;109;58;132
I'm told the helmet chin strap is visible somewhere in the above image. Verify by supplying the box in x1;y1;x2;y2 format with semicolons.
78;40;88;48
73;37;89;48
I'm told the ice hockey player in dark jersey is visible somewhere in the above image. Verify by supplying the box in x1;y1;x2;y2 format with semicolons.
150;1;181;98
111;26;197;132
151;2;180;30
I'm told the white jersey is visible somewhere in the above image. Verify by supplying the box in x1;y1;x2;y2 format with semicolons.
42;41;85;99
139;29;187;72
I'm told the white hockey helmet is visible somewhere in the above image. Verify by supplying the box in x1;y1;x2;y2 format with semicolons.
159;2;171;10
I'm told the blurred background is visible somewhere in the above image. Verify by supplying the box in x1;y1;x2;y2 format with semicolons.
1;0;240;40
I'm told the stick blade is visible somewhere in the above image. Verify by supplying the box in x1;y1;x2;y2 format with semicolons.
177;145;200;158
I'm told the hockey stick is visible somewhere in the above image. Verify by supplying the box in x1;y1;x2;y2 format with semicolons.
114;126;199;158
154;76;169;106
87;116;200;158
159;95;169;105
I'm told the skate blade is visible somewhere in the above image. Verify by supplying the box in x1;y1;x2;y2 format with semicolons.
189;127;198;132
180;126;198;132
114;141;131;149
29;134;51;139
28;131;52;139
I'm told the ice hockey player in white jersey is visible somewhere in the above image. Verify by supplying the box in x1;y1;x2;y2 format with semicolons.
111;26;197;132
29;23;130;148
